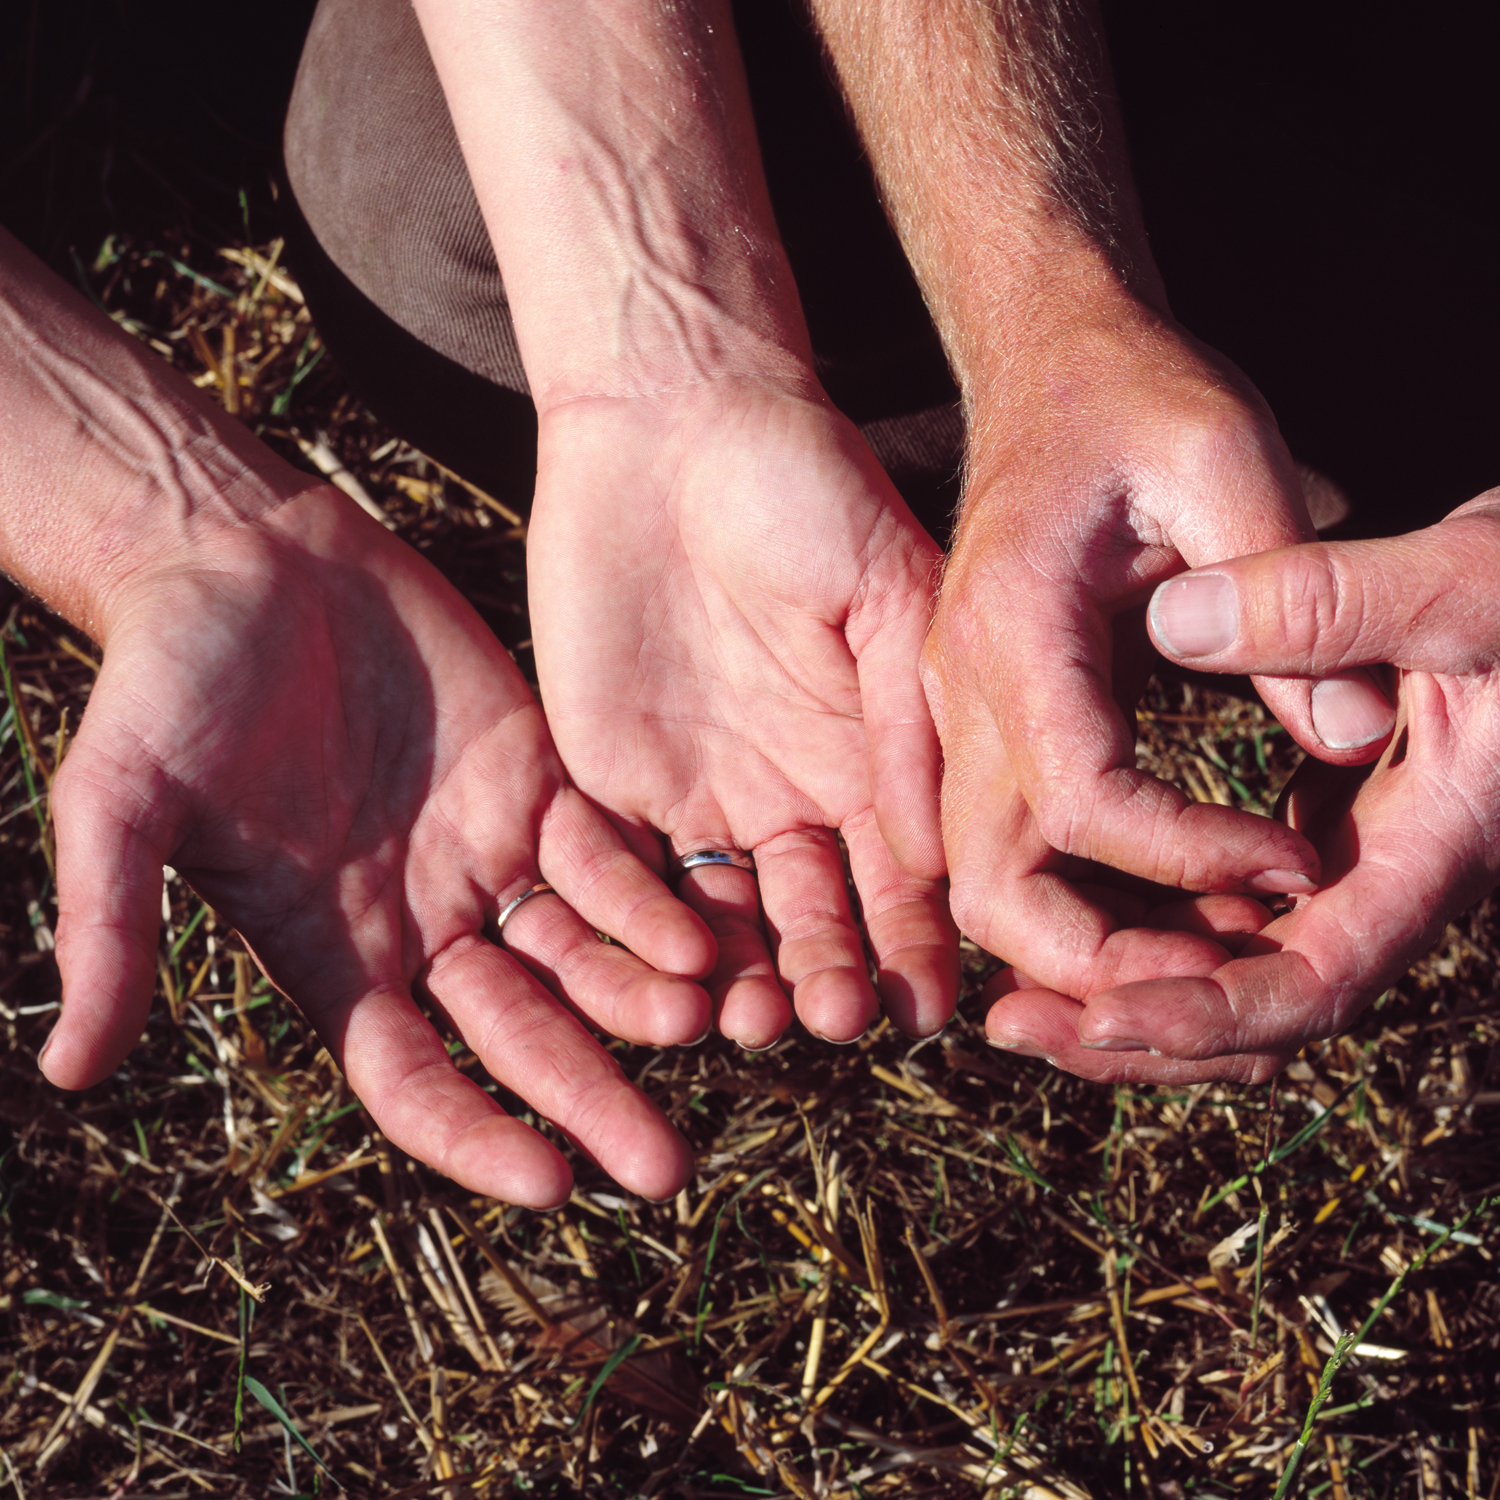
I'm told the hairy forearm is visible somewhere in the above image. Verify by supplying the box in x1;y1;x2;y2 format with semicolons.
806;0;1160;396
0;228;313;638
412;0;814;410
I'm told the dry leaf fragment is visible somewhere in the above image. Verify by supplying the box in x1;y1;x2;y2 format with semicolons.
480;1262;706;1435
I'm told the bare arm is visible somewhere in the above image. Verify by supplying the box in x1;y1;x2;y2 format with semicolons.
411;0;811;406
413;0;960;1048
0;228;307;627
804;0;1158;401
0;226;714;1203
805;1;1403;1051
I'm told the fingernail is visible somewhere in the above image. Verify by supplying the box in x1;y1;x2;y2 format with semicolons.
38;1028;55;1068
906;1024;948;1042
1080;1035;1152;1053
736;1038;778;1054
1246;868;1319;895
986;1036;1045;1060
812;1029;867;1047
686;1024;713;1047
1310;672;1396;751
1150;573;1238;658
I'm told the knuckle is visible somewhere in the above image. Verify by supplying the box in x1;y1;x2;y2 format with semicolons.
946;881;994;951
1245;1051;1294;1085
558;1069;630;1145
1261;546;1350;665
1033;796;1084;861
1031;771;1105;859
926;586;990;683
1167;397;1269;480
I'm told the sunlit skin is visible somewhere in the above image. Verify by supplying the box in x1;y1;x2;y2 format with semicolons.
16;0;1487;1155
528;383;958;1049
415;0;960;1050
805;0;1411;1081
923;299;1329;987
989;492;1500;1081
40;485;718;1206
1;226;716;1207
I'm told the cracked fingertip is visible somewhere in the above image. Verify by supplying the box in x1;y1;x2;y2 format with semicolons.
1080;1035;1152;1053
986;1036;1045;1060
1245;868;1319;896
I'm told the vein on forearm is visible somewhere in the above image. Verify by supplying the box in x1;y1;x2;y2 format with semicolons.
0;230;305;635
560;119;781;386
7;305;252;509
415;0;812;406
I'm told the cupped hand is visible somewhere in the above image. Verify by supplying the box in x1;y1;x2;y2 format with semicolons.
994;490;1500;1080
41;484;717;1205
923;297;1349;1003
990;492;1500;1080
526;381;959;1050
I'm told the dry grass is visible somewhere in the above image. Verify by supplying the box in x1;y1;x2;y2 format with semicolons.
2;235;1498;1500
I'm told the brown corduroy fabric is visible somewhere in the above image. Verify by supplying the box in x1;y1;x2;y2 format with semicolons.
282;0;964;538
285;0;529;396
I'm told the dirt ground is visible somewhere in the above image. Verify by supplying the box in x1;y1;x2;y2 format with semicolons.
3;8;1499;1497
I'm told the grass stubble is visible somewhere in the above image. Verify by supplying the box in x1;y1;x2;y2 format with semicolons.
0;234;1498;1500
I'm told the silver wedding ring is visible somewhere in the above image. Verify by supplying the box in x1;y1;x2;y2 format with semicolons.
674;849;756;876
495;882;555;940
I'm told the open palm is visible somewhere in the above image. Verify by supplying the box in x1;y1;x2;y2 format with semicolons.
42;486;715;1204
527;382;958;1049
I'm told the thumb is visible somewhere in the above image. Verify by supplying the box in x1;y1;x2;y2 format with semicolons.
1146;504;1500;758
43;737;184;1089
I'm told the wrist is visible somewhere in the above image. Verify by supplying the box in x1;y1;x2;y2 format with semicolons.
41;404;325;645
4;419;316;648
527;371;878;555
961;280;1275;491
0;227;323;640
960;239;1167;396
92;477;364;648
517;247;816;415
533;360;828;441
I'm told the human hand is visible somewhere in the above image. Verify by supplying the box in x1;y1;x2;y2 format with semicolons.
987;490;1500;1082
923;294;1343;1002
40;484;716;1205
527;381;958;1050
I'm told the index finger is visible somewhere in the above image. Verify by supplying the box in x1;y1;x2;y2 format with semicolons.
934;691;1282;1000
946;572;1320;895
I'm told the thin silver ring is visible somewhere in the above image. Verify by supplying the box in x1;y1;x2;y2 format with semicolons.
674;849;756;876
495;882;555;940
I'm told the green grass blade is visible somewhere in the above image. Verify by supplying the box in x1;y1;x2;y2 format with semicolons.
1202;1081;1355;1212
573;1335;642;1428
233;1284;248;1454
243;1377;341;1488
169;901;210;962
1271;1331;1356;1500
0;635;41;831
